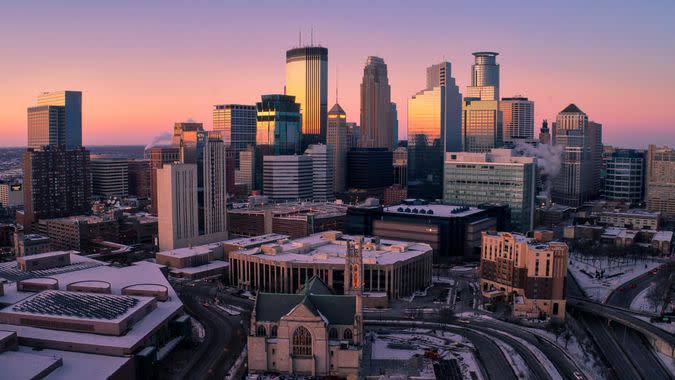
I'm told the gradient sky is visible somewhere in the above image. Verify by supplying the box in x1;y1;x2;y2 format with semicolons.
1;1;674;149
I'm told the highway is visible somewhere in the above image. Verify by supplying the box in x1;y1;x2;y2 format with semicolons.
606;267;658;310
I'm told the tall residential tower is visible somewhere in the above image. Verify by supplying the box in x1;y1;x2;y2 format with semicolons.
360;56;394;150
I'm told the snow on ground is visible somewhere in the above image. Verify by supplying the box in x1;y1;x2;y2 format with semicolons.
191;318;205;342
567;255;660;301
526;328;606;380
485;328;562;380
636;315;675;334
492;336;529;379
432;276;455;285
657;352;675;376
371;338;423;360
630;284;663;314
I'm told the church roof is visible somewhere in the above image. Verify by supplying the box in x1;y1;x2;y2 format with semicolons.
297;275;332;296
329;103;345;115
560;103;584;114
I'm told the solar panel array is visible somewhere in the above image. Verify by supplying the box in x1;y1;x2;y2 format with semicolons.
12;291;139;320
0;261;102;282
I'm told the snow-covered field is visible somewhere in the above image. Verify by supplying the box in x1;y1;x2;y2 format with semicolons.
567;255;660;301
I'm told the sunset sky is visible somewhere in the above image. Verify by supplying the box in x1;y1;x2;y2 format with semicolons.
1;1;674;148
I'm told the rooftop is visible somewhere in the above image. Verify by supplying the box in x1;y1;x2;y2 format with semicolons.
0;253;102;282
222;233;289;248
156;245;212;259
383;203;483;218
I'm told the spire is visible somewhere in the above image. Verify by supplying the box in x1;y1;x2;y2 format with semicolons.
335;67;339;103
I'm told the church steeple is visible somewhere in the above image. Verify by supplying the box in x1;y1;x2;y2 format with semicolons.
345;236;364;346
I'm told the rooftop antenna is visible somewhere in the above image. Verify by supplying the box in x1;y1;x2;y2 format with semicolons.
335;67;339;103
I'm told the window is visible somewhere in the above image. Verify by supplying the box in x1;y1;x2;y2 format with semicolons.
343;328;353;341
292;326;312;356
329;327;338;339
256;325;266;337
271;325;278;338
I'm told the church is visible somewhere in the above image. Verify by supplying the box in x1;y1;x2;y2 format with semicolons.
247;237;364;378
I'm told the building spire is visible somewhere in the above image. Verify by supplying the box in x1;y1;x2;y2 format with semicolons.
335;67;339;104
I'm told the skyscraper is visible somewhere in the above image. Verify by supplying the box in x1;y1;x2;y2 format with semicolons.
408;61;462;199
539;120;551;145
213;104;257;169
551;104;603;206
235;146;255;194
35;91;82;149
390;102;399;148
157;163;198;251
327;103;349;192
285;46;328;147
194;132;228;237
602;148;645;204
27;105;65;149
262;155;313;202
645;145;675;217
90;156;129;198
304;144;334;201
149;146;180;215
466;52;500;101
173;121;204;163
360;56;394;150
22;146;91;231
500;96;534;141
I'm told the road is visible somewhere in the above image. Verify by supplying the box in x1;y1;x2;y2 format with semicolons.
606;268;657;310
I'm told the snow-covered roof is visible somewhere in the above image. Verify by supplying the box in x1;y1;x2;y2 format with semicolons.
156;245;212;259
383;203;483;218
169;260;229;275
222;233;289;248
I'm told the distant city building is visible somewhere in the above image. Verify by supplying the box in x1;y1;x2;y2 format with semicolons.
212;104;256;169
156;244;228;280
32;90;82;149
408;62;462;199
40;214;120;253
194;133;228;238
466;52;499;101
0;182;23;208
90;156;129;198
157;163;198;251
480;232;568;320
347;148;393;191
602;148;645;203
171;121;203;148
27;105;65;149
598;209;659;230
285;46;328;147
645;145;675;217
326;103;349;192
22;146;91;231
392;146;407;186
263;155;313;202
304;144;334;201
539;119;551;145
443;149;536;232
13;231;50;257
461;97;502;152
500;96;534;141
346;122;360;148
235;146;255;195
383;184;407;206
390;102;398;148
360;56;394;150
551;104;602;206
127;159;152;198
149;146;179;215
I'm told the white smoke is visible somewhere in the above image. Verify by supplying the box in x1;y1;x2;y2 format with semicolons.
514;141;563;198
144;132;172;150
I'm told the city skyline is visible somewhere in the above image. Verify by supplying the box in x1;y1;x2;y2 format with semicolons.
1;1;675;149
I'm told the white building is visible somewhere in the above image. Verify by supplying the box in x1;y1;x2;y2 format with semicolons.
500;96;534;141
263;155;313;202
304;144;334;201
157;163;198;251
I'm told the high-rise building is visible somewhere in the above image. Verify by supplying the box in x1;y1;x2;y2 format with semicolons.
347;122;360;148
149;146;180;215
235;146;255;194
466;52;499;101
602;148;645;204
127;159;152;198
393;147;407;186
35;91;82;149
173;121;204;164
347;148;393;190
0;182;23;208
408;62;462;199
645;145;675;217
480;232;568;320
194;132;228;237
157;163;198;251
262;155;313;202
390;102;398;148
360;56;394;150
461;98;502;152
443;149;536;232
285;46;328;147
213;104;256;168
539;120;551;145
172;121;203;146
22;146;91;230
327;103;349;192
27;105;65;149
90;156;129;198
551;104;603;206
500;96;534;141
304;144;334;201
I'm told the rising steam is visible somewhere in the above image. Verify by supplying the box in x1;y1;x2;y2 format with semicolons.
144;132;172;150
514;141;563;198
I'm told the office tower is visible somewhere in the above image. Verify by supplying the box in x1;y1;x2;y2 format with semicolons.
22;146;91;230
90;156;129;198
393;146;407;186
551;104;603;206
500;96;534;141
226;147;236;195
480;232;568;320
262;155;313;201
27;105;65;149
172;121;203;146
157;163;198;251
602;148;645;203
149;146;180;215
235;146;255;194
461;98;502;152
194;132;228;237
408;62;462;199
539;120;551;145
645;145;675;217
173;121;204;163
466;52;499;100
347;148;393;190
327;103;349;192
443;149;536;232
0;182;23;208
347;122;360;148
390;102;398;148
127;159;152;198
285;46;328;147
304;144;334;201
35;90;82;148
360;56;394;149
213;104;256;168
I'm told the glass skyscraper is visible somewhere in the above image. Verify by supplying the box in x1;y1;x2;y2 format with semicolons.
500;96;534;141
285;46;328;147
360;56;394;150
462;52;502;152
602;148;645;203
213;104;256;169
36;91;82;149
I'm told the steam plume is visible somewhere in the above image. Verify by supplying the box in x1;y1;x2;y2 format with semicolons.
145;132;172;150
514;141;563;198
